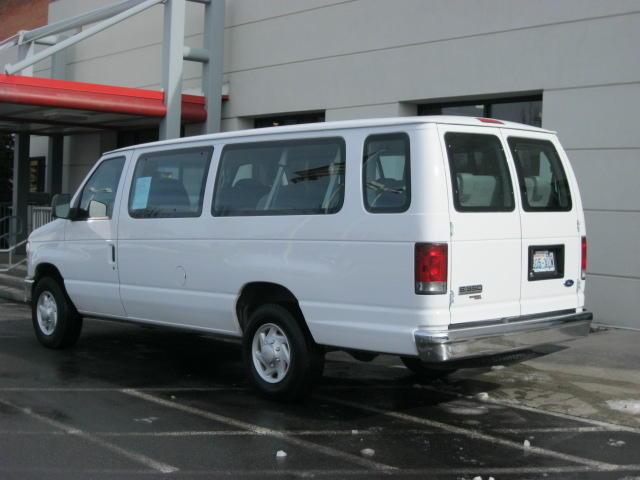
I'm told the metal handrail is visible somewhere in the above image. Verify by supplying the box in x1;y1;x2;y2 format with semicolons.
0;216;27;273
0;215;23;244
0;239;28;273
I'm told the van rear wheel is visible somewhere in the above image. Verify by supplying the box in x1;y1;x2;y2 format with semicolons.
400;356;455;382
32;277;83;349
243;304;324;401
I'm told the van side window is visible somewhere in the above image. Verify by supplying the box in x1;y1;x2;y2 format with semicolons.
363;133;410;213
78;157;125;219
128;146;213;218
212;138;345;216
445;132;515;212
508;138;572;212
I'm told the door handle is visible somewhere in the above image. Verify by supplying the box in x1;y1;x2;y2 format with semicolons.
110;244;116;263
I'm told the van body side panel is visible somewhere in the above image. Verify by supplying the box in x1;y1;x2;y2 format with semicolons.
438;124;522;325
113;127;449;356
501;130;581;316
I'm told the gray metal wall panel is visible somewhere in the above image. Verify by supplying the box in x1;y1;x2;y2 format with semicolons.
586;211;640;279
569;149;640;211
588;275;640;329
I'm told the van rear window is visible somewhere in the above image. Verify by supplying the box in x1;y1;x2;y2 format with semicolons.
507;138;572;212
212;138;345;216
445;132;515;212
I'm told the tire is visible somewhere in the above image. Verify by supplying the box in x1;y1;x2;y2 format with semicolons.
32;276;83;349
243;304;324;402
400;356;455;382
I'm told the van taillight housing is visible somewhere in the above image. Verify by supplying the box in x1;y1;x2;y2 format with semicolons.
581;236;587;280
415;243;448;295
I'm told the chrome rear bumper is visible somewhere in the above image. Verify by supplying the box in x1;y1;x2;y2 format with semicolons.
414;310;592;363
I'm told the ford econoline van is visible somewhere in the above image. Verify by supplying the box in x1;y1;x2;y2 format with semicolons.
25;117;592;400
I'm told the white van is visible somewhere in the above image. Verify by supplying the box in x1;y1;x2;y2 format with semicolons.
25;117;592;400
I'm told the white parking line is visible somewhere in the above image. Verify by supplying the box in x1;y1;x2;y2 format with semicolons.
492;426;621;434
317;395;621;471
414;383;640;435
4;465;640;477
0;397;178;474
121;388;397;472
0;386;247;392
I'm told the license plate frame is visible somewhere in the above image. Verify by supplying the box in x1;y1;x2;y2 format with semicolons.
528;244;565;281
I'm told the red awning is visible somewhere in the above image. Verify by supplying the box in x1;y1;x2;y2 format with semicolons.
0;74;224;135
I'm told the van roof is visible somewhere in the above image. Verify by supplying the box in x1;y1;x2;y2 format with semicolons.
107;115;555;154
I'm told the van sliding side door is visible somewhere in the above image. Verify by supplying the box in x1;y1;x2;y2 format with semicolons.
437;124;522;325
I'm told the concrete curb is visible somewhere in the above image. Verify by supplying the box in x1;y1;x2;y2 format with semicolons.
0;286;26;304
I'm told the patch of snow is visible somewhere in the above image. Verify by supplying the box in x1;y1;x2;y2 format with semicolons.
606;399;640;415
523;439;531;448
134;417;158;424
351;429;358;435
608;438;626;447
441;400;489;416
474;392;489;401
276;450;287;458
491;365;505;370
360;448;375;457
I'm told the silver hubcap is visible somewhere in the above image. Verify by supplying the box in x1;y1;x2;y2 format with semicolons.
252;323;291;383
36;291;58;336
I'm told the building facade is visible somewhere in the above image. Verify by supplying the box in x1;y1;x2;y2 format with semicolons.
1;0;639;328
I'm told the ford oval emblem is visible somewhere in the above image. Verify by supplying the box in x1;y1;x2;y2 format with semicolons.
564;279;575;287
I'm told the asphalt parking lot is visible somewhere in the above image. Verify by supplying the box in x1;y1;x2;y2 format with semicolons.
0;297;639;479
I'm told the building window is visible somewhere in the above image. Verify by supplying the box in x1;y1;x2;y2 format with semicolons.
254;112;325;129
419;95;542;127
29;156;46;193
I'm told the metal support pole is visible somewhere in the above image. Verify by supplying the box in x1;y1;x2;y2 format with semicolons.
11;133;30;251
17;41;35;76
201;0;224;134
5;0;164;75
159;0;186;140
46;135;64;195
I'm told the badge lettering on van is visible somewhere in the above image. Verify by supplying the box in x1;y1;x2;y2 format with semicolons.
459;285;483;295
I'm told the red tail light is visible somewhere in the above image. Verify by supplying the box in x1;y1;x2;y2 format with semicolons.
581;236;587;280
415;243;448;295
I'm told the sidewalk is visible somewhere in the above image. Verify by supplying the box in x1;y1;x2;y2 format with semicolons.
444;327;640;428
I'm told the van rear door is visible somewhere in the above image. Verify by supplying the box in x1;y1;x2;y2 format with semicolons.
502;130;581;315
438;124;521;324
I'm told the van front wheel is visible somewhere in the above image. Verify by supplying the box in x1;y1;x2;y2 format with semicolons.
32;277;83;349
400;356;455;382
243;304;323;401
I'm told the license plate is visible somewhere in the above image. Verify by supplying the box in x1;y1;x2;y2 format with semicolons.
532;250;556;273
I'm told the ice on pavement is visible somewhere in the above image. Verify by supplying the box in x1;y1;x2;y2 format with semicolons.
360;448;375;457
606;399;640;415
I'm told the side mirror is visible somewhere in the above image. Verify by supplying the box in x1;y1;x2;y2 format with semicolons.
51;194;72;219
